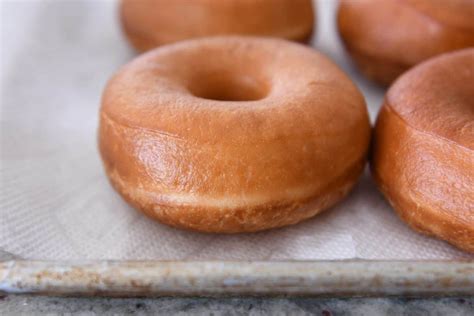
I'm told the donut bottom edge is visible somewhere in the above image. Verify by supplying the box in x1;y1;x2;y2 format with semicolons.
102;158;366;234
372;175;474;254
371;104;474;254
342;44;410;86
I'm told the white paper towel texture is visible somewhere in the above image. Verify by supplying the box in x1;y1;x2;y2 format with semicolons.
1;0;472;260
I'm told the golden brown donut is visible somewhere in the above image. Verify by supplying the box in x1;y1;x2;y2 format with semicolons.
120;0;315;52
371;48;474;253
98;37;371;233
338;0;474;85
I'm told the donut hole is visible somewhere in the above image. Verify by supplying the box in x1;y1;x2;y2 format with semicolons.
189;72;269;102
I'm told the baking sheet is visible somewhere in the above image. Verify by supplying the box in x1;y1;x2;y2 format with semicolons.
1;0;472;262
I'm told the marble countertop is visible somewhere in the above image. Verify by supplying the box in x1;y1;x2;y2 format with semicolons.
1;295;473;315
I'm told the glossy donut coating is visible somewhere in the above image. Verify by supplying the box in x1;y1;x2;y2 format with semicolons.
338;0;474;85
120;0;315;51
99;37;371;233
372;48;474;253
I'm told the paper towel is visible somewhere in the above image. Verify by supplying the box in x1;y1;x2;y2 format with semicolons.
0;0;472;261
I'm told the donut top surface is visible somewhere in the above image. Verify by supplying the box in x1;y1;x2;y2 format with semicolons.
102;37;367;144
100;37;370;200
387;48;474;150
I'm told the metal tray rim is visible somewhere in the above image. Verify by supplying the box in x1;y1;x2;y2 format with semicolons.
1;260;473;297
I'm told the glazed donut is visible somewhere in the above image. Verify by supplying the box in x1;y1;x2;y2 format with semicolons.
337;0;474;85
371;48;474;253
120;0;315;52
99;37;371;233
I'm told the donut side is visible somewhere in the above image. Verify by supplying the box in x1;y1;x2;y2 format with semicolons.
120;0;315;51
339;42;410;86
99;111;367;233
371;104;474;253
105;155;365;234
119;3;156;52
337;0;410;85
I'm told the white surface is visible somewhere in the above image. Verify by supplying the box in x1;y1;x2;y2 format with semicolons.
0;0;471;261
